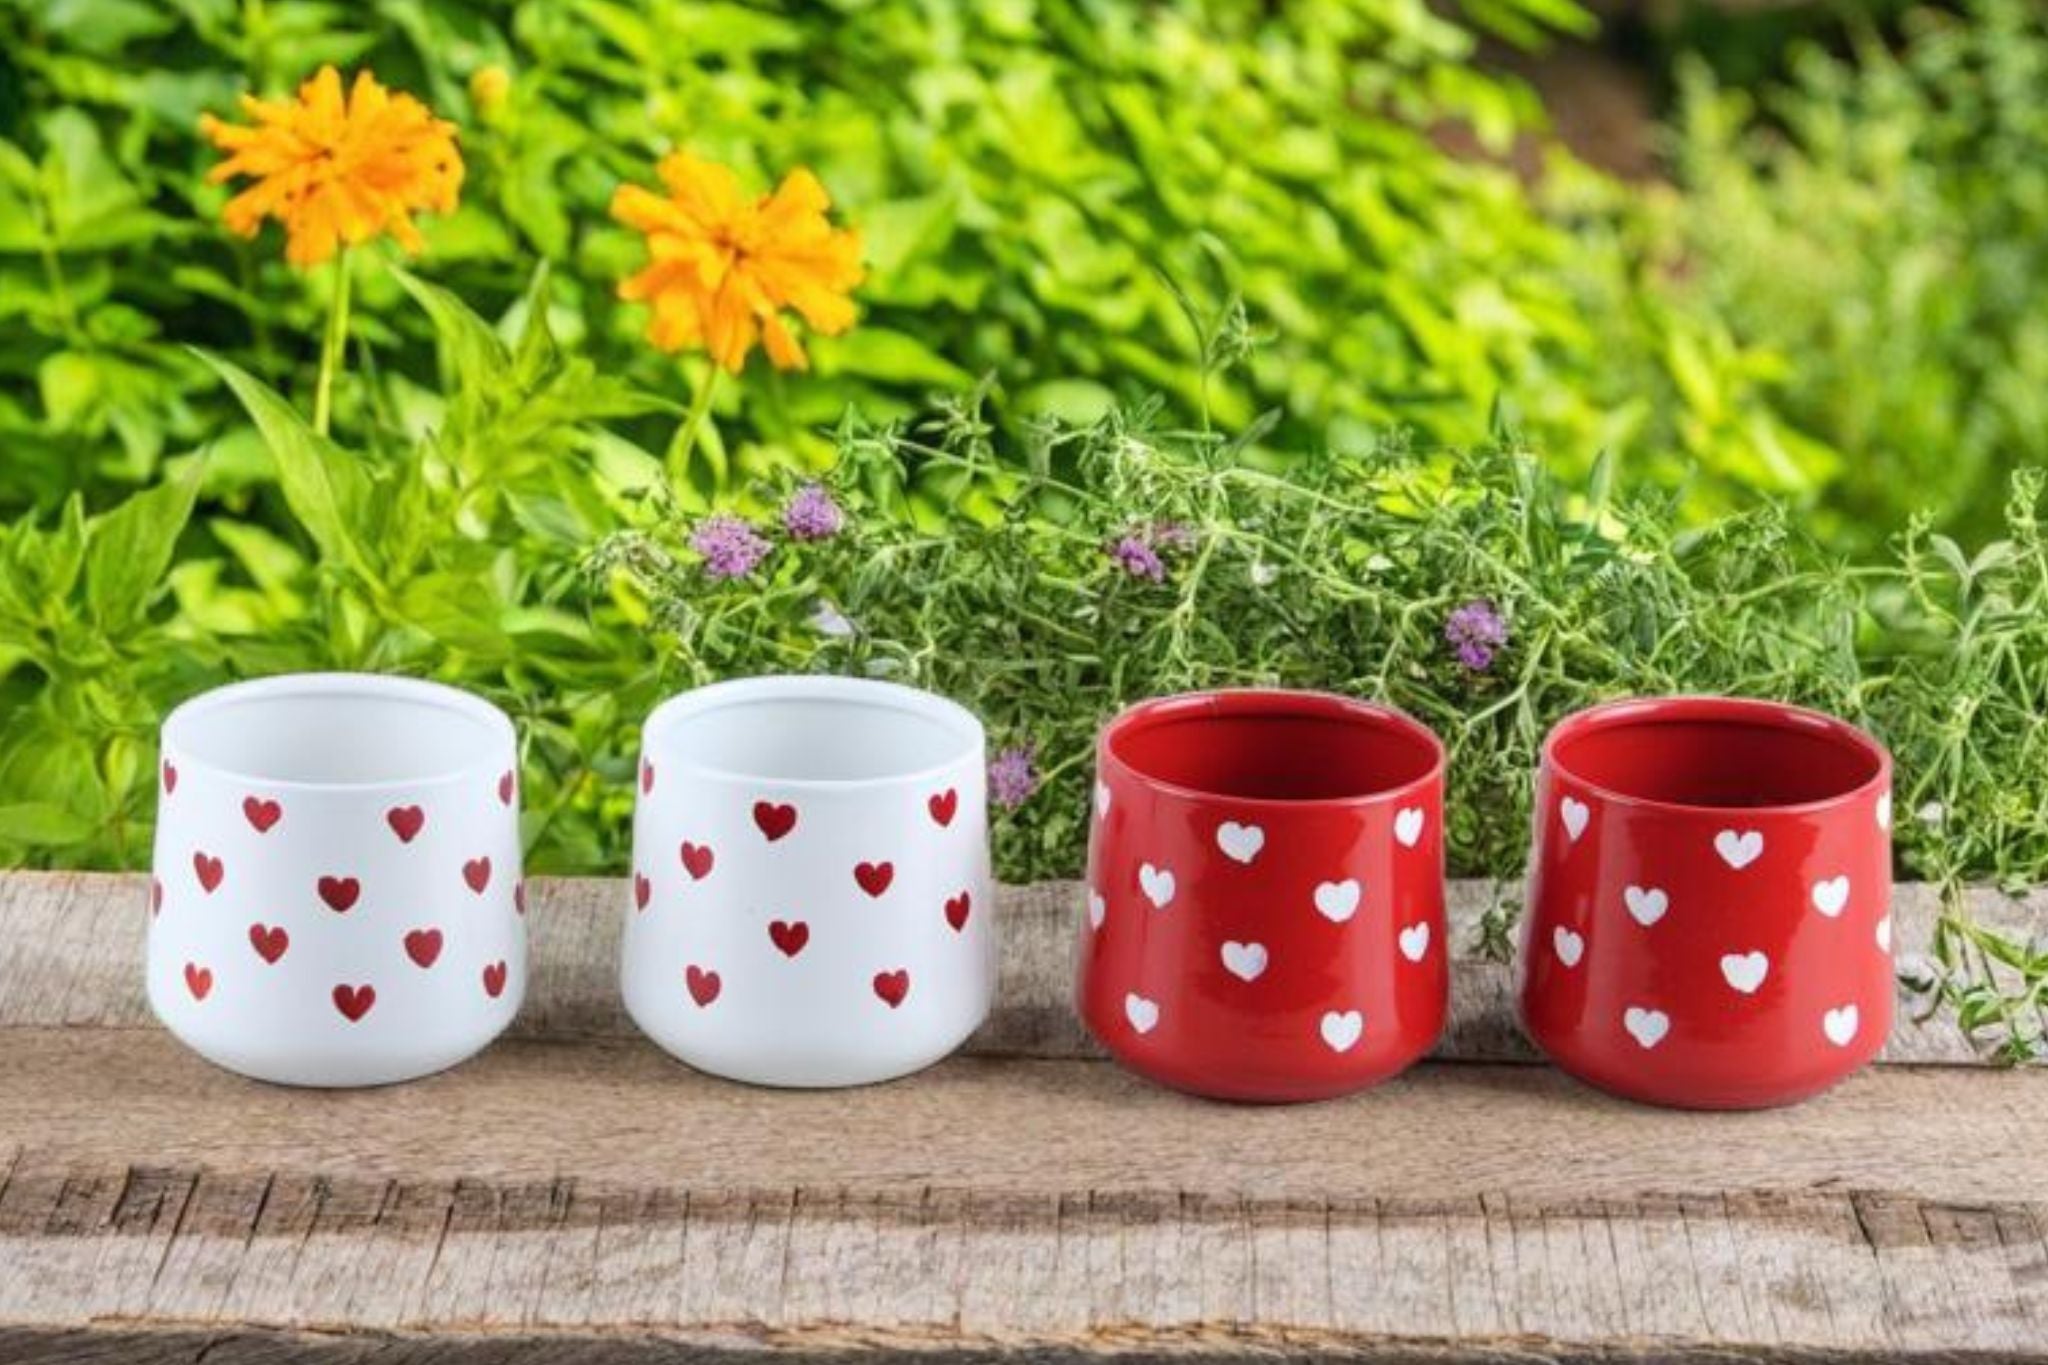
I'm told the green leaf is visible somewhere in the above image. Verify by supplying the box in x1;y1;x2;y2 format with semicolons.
194;350;377;578
391;264;511;395
0;801;94;846
84;456;203;630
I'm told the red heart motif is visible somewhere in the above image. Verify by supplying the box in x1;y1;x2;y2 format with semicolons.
332;983;376;1022
514;880;527;915
634;872;651;910
752;801;798;842
248;923;289;964
404;928;444;969
149;878;163;917
641;759;655;794
685;965;721;1006
386;804;426;843
498;770;516;806
482;960;508;999
945;891;972;932
243;796;282;833
193;852;224;894
463;858;492;894
854;861;894;898
872;969;910;1008
162;760;177;794
184;962;212;1000
317;875;360;912
679;841;714;881
768;920;810;958
928;789;958;827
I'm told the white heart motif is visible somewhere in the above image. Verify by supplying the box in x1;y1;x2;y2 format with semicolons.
1720;951;1770;995
1876;792;1891;831
1095;780;1112;818
1216;821;1265;865
1394;807;1426;848
1823;1004;1860;1047
1560;797;1590;842
1138;863;1176;909
1319;1010;1364;1052
1876;915;1892;953
1624;885;1669;928
1125;993;1160;1034
1623;1006;1670;1049
1087;889;1106;931
1553;926;1585;968
1220;940;1269;982
1398;923;1431;963
1714;829;1765;869
1811;875;1850;918
1313;879;1361;923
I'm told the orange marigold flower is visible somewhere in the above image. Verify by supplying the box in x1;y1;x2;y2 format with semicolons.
200;66;464;268
611;153;865;373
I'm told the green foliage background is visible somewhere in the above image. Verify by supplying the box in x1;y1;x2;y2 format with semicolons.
0;0;2043;916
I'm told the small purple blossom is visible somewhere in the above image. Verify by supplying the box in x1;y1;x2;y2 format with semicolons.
988;744;1040;810
1109;535;1166;582
782;483;844;541
690;514;771;581
1150;520;1198;551
1444;598;1509;672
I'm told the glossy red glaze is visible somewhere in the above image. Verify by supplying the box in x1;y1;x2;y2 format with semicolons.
1519;697;1893;1110
1074;690;1447;1102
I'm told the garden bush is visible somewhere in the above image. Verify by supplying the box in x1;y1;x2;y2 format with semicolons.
1658;0;2048;549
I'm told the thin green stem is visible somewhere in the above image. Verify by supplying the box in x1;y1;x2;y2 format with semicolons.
665;366;724;482
312;247;352;438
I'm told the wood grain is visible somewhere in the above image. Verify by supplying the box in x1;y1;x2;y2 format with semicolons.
2;871;2046;1362
0;872;2037;1064
2;1035;2047;1358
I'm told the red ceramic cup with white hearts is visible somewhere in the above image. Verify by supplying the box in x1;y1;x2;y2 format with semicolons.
1074;690;1447;1102
148;674;526;1087
1519;696;1893;1110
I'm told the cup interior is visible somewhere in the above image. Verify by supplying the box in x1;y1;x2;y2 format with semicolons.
1104;691;1439;803
164;675;510;788
643;678;981;785
1548;699;1884;810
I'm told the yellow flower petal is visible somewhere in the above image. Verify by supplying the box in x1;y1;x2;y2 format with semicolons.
611;152;863;370
200;65;463;268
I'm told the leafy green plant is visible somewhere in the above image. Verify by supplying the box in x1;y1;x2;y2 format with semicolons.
592;330;2048;1058
1659;0;2048;549
0;0;1653;523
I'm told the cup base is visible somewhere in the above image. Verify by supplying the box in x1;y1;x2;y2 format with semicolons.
1524;1015;1875;1111
623;989;989;1090
150;977;515;1088
1086;1018;1435;1104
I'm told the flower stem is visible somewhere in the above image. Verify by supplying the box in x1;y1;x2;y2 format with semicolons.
666;366;723;481
313;246;353;438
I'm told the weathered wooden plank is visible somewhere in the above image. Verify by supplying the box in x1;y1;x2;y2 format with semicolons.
0;1127;2043;1356
1;872;2038;1065
5;1032;2048;1203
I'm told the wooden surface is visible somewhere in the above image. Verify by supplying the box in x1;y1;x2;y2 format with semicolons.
2;871;2046;1361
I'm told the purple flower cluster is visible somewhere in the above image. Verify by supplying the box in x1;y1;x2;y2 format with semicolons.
689;514;772;581
1444;598;1509;673
988;745;1040;810
782;483;844;541
1109;534;1167;582
690;484;848;582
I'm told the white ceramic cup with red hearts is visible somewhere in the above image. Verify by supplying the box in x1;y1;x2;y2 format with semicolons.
148;673;526;1087
623;675;994;1087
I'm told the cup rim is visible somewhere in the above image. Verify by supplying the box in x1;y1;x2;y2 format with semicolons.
160;672;516;793
1542;694;1892;817
639;674;986;791
1098;688;1444;810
